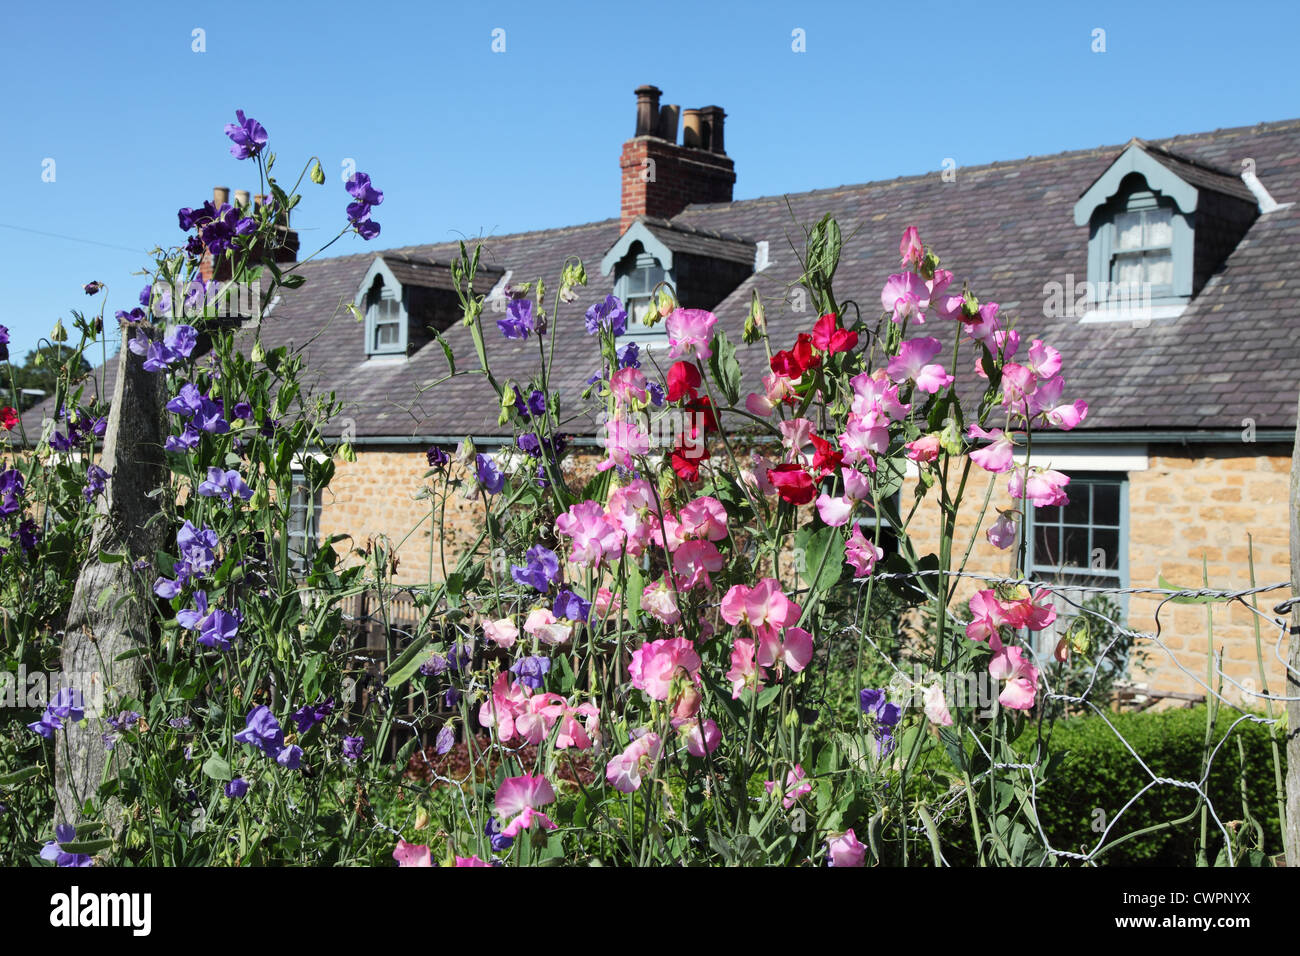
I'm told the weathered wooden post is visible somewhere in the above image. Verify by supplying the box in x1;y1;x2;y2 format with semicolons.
1286;390;1300;865
54;338;167;830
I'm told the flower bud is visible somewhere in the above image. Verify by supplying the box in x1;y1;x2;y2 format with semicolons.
51;319;67;343
309;160;325;185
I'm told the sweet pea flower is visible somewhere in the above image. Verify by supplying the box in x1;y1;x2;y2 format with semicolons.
967;425;1016;473
986;510;1019;550
674;717;721;757
509;655;551;691
523;607;572;646
811;312;858;354
475;453;505;495
510;544;560;593
677;496;729;541
641;576;681;625
845;524;884;577
455;855;492;867
719;578;801;645
393;840;433;867
966;590;1006;649
629;637;701;701
483;618;518;649
664;308;716;360
887;337;953;393
1009;466;1070;508
494;774;558;838
671;539;723;590
905;435;941;464
881;272;931;323
757;625;814;674
555;500;621;566
815;492;854;526
989;645;1039;710
225;110;267;160
767;463;815;504
765;765;812;809
234;706;284;759
497;298;535;340
606;731;663;793
665;360;702;403
596;415;650;472
40;824;92;868
726;636;761;698
585;294;628;336
610;366;648;405
827;829;868;867
923;683;954;726
196;467;253;503
899;226;924;268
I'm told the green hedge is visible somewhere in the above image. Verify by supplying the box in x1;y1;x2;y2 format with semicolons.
1016;706;1285;865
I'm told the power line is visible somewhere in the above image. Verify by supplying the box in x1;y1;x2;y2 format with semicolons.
0;222;148;255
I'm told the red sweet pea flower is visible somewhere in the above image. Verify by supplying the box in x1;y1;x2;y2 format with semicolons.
685;395;718;434
0;407;16;431
666;361;702;403
672;437;710;482
770;333;821;379
767;463;815;505
811;314;858;355
808;433;843;478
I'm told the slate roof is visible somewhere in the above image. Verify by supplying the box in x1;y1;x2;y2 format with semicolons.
31;117;1300;442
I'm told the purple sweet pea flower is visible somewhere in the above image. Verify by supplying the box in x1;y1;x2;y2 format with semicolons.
345;173;383;239
153;577;183;599
197;608;241;651
647;382;666;407
234;705;284;758
585;294;628;337
497;298;535;340
83;464;110;503
346;173;384;207
232;402;253;421
275;744;303;770
419;653;448;677
13;517;40;554
553;588;591;623
342;736;365;761
224;778;249;798
0;324;7;362
475;453;504;495
40;824;92;868
435;724;455;756
176;591;210;630
510;545;560;593
165;325;198;360
617;341;641;369
83;281;102;295
509;655;551;691
191;395;229;434
176;521;219;578
484;816;514;852
426;446;450;469
355;220;381;241
166;383;205;418
289;697;335;734
446;641;473;673
527;389;547;417
0;468;24;516
225;110;268;160
860;687;901;757
196;467;253;503
165;424;202;453
443;686;461;708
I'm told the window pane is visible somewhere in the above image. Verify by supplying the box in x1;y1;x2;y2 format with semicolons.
1092;528;1120;571
1064;488;1089;525
1113;255;1144;286
1061;526;1090;568
1114;211;1144;250
1144;252;1173;287
1093;483;1120;525
1144;209;1173;247
1034;523;1059;567
376;321;399;347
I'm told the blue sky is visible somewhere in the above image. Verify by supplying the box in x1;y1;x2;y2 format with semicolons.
4;0;1297;364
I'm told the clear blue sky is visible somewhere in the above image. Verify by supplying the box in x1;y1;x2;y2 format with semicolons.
4;0;1297;364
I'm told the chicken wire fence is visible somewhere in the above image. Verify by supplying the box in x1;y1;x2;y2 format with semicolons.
334;567;1296;866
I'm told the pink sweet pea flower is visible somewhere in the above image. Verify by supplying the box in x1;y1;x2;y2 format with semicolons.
966;590;1005;650
905;435;941;464
597;415;651;472
478;670;530;740
1025;339;1062;378
988;646;1039;710
514;692;567;745
778;417;817;467
765;765;812;809
845;524;884;577
842;466;872;500
887;337;952;394
672;539;723;590
494;774;559;838
483;617;518;649
674;717;721;757
454;855;491;867
1009;466;1070;508
963;301;1001;344
610;366;648;405
881;272;931;323
923;683;954;726
605;731;663;793
677;496;729;541
899;226;924;268
719;579;801;644
757;624;814;673
555;701;600;751
523;607;572;646
986;510;1019;550
641;575;682;625
850;370;911;421
555;499;622;566
827;829;867;867
393;839;432;867
726;636;761;699
816;492;854;526
967;425;1016;474
998;587;1058;632
629;637;701;701
665;308;717;360
593;587;622;618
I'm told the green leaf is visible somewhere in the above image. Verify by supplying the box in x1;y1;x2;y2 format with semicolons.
1157;574;1221;604
794;524;844;596
384;634;433;688
97;550;127;564
433;330;455;375
756;684;782;710
201;755;232;782
707;330;742;405
0;765;41;787
281;273;306;290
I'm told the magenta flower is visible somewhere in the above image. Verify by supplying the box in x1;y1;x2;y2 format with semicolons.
393;840;432;867
880;272;931;323
887;337;953;394
629;637;701;701
1009;466;1070;508
664;308;717;361
225;110;267;160
989;645;1039;710
899;226;924;268
827;829;868;867
605;732;662;793
967;425;1016;473
494;774;558;838
845;524;883;577
554;500;621;566
765;765;812;809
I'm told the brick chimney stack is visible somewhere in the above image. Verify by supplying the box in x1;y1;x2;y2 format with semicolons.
200;185;299;282
619;85;735;234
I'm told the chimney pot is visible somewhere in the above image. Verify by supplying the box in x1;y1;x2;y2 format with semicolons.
213;186;230;206
682;109;704;149
634;84;662;136
657;104;680;143
234;189;250;208
698;106;726;155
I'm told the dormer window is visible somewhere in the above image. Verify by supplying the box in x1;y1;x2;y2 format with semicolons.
1073;142;1259;322
615;244;669;338
1108;184;1176;295
365;276;405;355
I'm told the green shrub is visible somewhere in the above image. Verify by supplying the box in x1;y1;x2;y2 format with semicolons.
1015;706;1284;865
